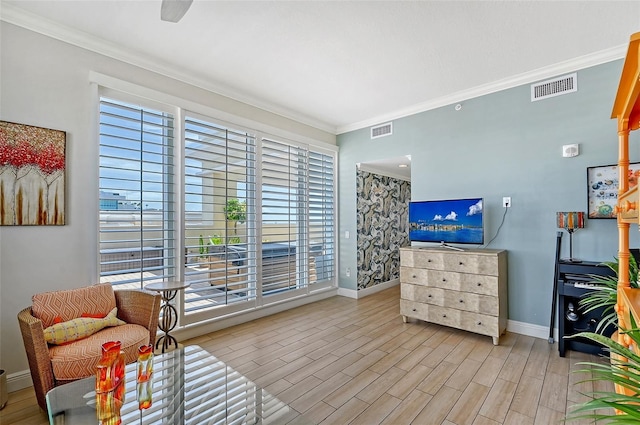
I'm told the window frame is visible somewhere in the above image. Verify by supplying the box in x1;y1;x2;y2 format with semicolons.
95;77;338;329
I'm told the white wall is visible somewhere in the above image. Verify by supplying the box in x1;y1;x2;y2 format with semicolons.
0;22;336;381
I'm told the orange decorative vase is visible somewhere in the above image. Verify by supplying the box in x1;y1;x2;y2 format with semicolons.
96;341;126;424
137;344;153;382
136;344;153;410
137;378;153;410
96;341;124;393
96;380;125;425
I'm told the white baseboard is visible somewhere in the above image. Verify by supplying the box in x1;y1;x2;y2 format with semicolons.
338;281;558;342
7;370;32;393
337;279;400;299
507;319;558;342
336;287;357;298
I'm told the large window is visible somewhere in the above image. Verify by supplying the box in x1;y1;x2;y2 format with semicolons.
98;93;336;324
182;114;257;315
99;98;176;287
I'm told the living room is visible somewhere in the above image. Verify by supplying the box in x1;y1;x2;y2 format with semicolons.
3;1;640;424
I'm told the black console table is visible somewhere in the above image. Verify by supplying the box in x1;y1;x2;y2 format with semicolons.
556;260;616;357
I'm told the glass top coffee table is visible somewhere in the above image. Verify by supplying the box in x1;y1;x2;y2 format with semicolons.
46;345;309;424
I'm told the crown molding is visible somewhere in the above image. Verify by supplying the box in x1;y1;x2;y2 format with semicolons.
1;3;628;137
0;3;337;135
336;45;627;135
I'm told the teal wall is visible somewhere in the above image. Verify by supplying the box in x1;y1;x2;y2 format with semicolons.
337;60;640;328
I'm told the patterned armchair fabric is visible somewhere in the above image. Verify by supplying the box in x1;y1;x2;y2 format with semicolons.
17;284;161;411
31;283;118;328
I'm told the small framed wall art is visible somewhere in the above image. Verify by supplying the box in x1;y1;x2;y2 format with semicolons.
0;120;66;225
587;162;640;219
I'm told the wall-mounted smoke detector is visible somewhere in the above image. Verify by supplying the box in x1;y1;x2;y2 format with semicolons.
531;73;577;102
371;122;393;139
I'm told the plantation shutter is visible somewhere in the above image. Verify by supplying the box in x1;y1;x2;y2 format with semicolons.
308;150;336;285
260;138;309;295
183;115;257;312
98;97;176;287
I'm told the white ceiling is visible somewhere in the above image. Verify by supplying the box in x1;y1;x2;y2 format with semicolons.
360;155;411;180
2;1;640;136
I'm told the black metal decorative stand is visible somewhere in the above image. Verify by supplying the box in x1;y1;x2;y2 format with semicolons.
145;281;191;353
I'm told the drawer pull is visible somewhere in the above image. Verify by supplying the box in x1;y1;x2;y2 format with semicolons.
442;314;447;318
459;299;464;303
428;294;432;298
477;321;482;325
428;259;432;262
477;283;482;287
459;261;463;265
412;275;417;278
442;278;446;282
412;308;417;312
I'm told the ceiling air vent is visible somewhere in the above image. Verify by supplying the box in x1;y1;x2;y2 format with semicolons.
371;122;393;139
531;73;577;102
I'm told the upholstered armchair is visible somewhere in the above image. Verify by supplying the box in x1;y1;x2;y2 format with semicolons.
17;284;161;411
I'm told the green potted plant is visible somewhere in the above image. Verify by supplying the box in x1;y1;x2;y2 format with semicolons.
566;317;640;422
566;256;640;423
198;234;207;258
580;255;639;333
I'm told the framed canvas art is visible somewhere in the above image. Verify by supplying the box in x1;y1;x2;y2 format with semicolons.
0;121;66;225
587;162;640;219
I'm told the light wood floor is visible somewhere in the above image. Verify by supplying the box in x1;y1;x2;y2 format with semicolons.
1;285;613;425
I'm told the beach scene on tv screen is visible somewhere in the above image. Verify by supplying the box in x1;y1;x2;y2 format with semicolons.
409;198;483;244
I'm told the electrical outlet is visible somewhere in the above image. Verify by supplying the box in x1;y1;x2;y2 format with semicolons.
346;267;351;277
503;197;511;208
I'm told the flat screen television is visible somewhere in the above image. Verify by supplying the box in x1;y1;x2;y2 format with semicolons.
409;198;484;247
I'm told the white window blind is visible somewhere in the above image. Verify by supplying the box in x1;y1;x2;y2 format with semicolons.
183;115;257;313
261;138;309;295
99;98;176;288
308;150;335;284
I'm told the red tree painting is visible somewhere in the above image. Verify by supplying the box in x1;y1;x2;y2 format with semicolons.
0;121;66;225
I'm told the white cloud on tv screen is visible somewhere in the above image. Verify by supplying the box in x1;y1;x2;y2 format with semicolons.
467;200;483;216
444;211;458;220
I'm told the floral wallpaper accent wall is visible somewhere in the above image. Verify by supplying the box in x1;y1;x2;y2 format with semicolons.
356;169;411;290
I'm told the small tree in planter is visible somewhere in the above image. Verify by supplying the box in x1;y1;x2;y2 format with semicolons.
224;198;246;238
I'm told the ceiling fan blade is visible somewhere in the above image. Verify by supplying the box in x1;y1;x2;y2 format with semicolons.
161;0;193;23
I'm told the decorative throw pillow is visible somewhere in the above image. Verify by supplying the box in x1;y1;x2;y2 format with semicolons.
32;283;117;328
43;307;126;345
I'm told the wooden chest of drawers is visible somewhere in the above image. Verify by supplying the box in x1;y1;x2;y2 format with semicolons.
400;247;508;345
